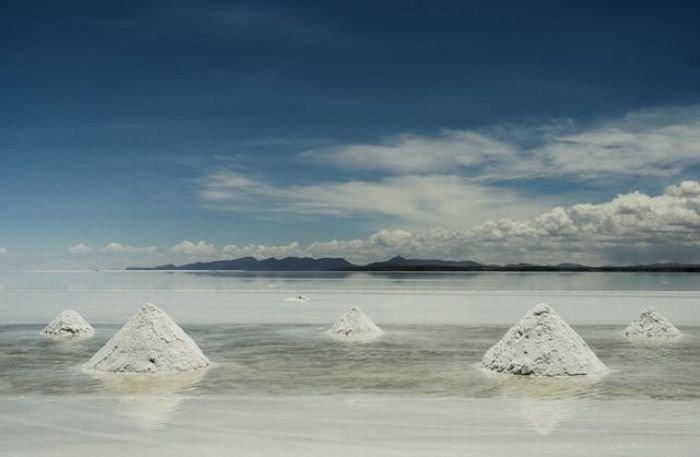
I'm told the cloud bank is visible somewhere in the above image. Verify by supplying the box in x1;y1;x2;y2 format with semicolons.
171;240;217;257
68;181;700;265
40;180;700;268
199;181;700;265
199;104;700;233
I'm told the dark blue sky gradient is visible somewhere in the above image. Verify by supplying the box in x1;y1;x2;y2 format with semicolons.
1;0;699;255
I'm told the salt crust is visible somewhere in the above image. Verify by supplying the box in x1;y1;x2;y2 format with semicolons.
624;307;682;342
327;306;383;342
42;310;94;339
482;303;607;376
85;303;209;373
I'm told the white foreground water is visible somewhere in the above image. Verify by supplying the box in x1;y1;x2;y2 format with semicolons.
1;271;699;456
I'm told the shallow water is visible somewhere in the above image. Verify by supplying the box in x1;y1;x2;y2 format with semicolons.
2;271;700;326
1;271;699;456
1;323;699;400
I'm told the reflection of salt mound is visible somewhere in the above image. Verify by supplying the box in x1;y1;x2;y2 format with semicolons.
513;397;585;435
624;307;682;342
85;303;209;373
92;370;205;429
42;309;94;339
490;375;597;435
327;306;383;342
482;303;607;376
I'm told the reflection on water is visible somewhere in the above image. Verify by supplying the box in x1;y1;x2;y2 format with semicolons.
485;373;601;434
0;271;698;453
626;335;686;348
2;396;699;457
485;368;604;398
4;270;700;292
3;271;700;328
89;370;207;428
1;324;698;400
515;398;586;434
0;322;698;433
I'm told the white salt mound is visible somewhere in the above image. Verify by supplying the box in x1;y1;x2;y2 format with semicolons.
482;303;607;377
327;306;383;342
42;309;95;339
85;303;209;373
624;307;682;341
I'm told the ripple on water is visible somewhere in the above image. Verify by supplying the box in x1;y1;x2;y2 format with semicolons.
0;324;698;400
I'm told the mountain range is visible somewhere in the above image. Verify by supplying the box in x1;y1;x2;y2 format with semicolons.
127;256;700;272
130;256;353;271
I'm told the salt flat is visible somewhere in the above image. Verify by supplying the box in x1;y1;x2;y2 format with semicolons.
1;396;698;457
0;271;698;456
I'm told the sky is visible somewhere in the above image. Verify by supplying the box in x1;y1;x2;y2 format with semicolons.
1;0;700;269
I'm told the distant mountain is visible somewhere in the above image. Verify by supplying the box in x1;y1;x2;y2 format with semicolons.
555;263;586;269
127;256;700;273
343;258;700;272
128;256;354;271
355;255;482;271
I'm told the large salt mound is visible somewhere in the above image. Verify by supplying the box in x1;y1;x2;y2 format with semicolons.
85;303;209;373
624;307;682;341
327;306;383;342
42;309;94;339
482;303;607;377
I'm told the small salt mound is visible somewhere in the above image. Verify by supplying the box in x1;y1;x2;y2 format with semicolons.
42;310;94;339
482;303;607;377
624;307;682;341
327;306;383;342
85;303;209;373
284;295;309;302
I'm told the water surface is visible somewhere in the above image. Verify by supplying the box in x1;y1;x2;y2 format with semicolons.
1;271;698;456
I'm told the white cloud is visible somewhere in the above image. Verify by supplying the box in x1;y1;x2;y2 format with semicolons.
200;104;700;232
222;242;301;259
213;181;700;265
0;246;8;256
534;106;700;179
200;171;551;229
305;130;517;173
460;180;700;263
68;243;92;254
309;104;700;180
100;242;157;254
171;240;217;257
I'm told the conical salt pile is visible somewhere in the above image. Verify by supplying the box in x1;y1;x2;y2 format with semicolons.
624;307;682;341
42;309;95;339
85;303;209;373
327;306;383;342
482;303;607;376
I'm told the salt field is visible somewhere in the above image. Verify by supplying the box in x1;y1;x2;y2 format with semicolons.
1;271;699;456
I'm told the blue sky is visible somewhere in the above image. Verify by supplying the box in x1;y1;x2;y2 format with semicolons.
1;0;700;268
